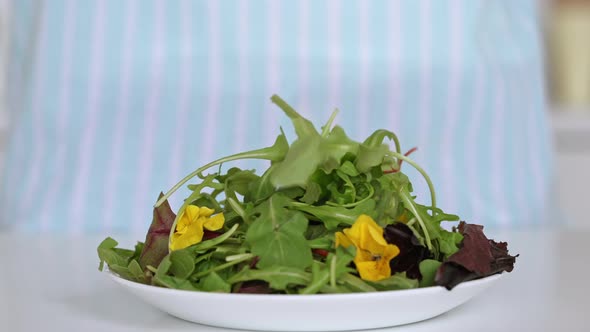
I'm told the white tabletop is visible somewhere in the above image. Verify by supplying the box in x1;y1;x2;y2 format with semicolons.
0;228;588;332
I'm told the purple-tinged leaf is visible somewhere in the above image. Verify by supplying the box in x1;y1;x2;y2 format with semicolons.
384;223;430;280
435;222;518;290
139;193;176;270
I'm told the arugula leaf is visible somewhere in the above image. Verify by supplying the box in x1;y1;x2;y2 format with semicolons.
367;273;419;291
305;225;334;249
418;259;442;287
326;170;356;205
269;96;359;190
271;135;322;189
190;223;239;253
413;204;463;259
308;236;333;249
339;273;377;293
169;249;196;279
289;199;376;230
155;130;289;208
270;95;318;138
338;160;360;177
247;164;278;203
245;194;312;269
372;174;407;226
300;247;355;294
228;266;311;290
97;237;129;271
138;193;176;270
301;181;322;204
131;242;144;261
199;272;231;293
319;126;359;168
355;129;400;173
150;255;196;290
300;261;327;294
97;238;149;283
127;259;146;283
155;275;200;290
107;264;135;280
219;168;260;196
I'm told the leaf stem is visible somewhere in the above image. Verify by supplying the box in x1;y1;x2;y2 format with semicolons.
225;253;255;262
321;109;340;137
300;273;330;295
387;152;437;210
226;197;246;220
325;182;374;208
400;191;432;250
192;253;255;279
155;148;282;208
329;255;337;288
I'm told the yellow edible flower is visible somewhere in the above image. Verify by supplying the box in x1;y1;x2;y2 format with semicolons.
335;214;400;281
170;205;225;251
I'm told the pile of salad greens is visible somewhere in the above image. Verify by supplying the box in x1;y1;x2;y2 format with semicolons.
98;95;517;294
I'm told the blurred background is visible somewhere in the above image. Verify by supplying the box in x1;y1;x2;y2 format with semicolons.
0;0;587;231
545;0;590;228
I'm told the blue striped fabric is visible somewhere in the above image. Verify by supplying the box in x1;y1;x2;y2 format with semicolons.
1;0;553;234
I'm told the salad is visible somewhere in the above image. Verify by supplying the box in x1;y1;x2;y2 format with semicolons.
98;95;517;294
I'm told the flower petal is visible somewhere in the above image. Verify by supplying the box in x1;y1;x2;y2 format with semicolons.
354;248;374;265
170;222;204;251
383;243;401;262
203;213;225;231
176;205;201;234
335;231;354;248
356;261;389;281
198;206;215;218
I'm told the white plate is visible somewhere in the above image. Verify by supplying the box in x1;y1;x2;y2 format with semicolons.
108;272;502;331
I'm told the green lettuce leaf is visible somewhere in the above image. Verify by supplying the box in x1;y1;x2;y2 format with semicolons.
245;194;312;269
228;266;311;290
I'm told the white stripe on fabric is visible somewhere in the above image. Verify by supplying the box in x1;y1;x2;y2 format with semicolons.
490;60;510;226
327;0;340;111
132;0;165;234
102;0;137;231
297;0;310;122
39;0;76;231
68;1;106;233
169;0;193;188
466;62;486;223
265;0;280;146
235;0;250;154
18;2;49;227
503;15;531;224
509;64;529;223
417;0;432;153
440;0;463;212
203;1;221;161
358;1;370;138
387;0;401;136
521;19;545;224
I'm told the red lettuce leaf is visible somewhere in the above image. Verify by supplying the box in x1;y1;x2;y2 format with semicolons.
138;193;176;270
237;281;272;294
435;221;518;290
384;223;431;280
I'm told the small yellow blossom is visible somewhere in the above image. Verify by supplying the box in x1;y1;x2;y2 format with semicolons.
335;214;400;281
170;205;225;251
